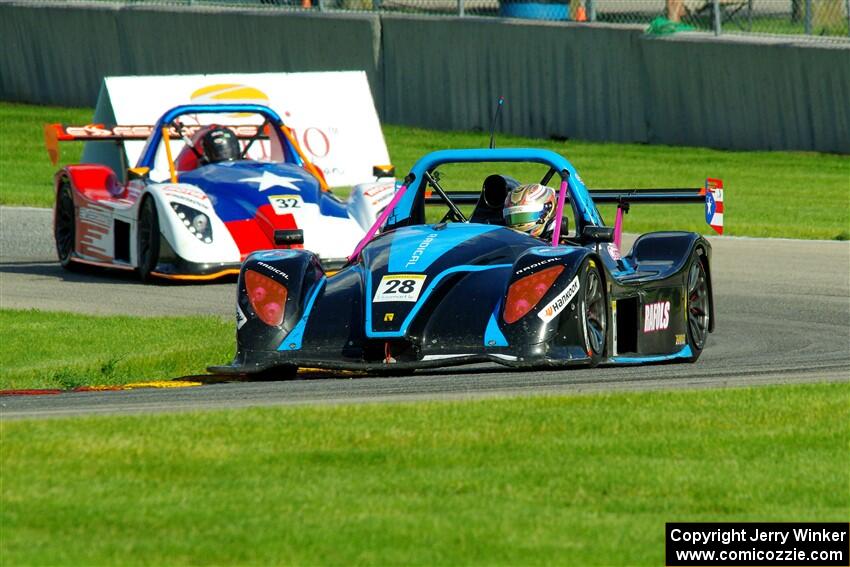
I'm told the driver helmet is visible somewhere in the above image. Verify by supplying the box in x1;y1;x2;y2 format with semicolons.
200;126;240;164
503;183;557;237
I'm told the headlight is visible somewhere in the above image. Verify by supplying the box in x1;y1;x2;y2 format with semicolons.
171;202;213;243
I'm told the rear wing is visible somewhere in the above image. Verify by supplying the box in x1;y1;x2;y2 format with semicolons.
44;123;266;166
423;186;714;205
43;122;329;191
592;179;724;246
424;179;725;244
589;188;705;204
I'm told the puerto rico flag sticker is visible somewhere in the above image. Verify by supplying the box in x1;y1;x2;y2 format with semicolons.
704;178;724;235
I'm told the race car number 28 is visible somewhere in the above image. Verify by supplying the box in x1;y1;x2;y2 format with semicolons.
373;274;427;303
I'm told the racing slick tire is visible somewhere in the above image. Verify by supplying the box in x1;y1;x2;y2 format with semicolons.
137;196;161;283
54;182;80;271
578;258;607;367
685;250;711;362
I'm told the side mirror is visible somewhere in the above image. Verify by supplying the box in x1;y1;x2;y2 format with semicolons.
373;165;395;178
582;225;614;243
127;167;150;180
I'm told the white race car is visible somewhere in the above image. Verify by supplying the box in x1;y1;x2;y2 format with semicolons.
47;103;395;281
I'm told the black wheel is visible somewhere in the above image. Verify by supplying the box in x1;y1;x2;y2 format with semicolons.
685;254;711;361
54;182;77;269
580;259;607;366
137;197;161;282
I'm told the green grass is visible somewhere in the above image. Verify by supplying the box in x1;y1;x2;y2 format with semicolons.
1;102;848;239
385;124;850;240
746;16;849;36
0;102;90;207
680;15;849;37
2;382;847;565
0;309;232;390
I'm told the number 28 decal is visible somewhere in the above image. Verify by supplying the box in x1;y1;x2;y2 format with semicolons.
269;195;302;215
373;274;427;303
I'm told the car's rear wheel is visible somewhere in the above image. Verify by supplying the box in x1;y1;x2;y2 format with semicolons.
54;182;78;270
137;197;161;282
580;259;607;366
685;253;710;362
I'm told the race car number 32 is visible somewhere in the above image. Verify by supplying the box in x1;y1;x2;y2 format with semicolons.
373;274;427;303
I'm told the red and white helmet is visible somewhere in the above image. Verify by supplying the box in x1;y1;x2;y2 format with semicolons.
503;183;557;237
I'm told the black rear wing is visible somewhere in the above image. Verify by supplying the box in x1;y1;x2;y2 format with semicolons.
589;188;704;204
425;191;478;205
424;179;725;239
425;188;705;206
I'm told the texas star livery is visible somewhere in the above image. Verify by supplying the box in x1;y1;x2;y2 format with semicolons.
47;104;395;281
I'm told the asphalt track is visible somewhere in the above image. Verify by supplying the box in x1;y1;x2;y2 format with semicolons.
1;206;848;419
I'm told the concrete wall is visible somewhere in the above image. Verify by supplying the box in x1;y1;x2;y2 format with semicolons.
0;2;382;109
2;1;847;152
640;34;850;152
381;17;648;143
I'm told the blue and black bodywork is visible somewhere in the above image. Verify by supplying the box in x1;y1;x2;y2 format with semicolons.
211;148;716;375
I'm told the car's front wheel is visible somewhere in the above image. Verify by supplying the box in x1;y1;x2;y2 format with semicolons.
137;197;161;282
580;259;607;367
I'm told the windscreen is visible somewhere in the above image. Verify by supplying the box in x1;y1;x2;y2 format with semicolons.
147;111;286;182
421;161;576;238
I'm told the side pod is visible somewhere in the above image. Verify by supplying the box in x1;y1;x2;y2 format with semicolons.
628;231;714;332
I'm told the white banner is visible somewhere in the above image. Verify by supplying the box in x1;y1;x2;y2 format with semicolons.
86;72;389;187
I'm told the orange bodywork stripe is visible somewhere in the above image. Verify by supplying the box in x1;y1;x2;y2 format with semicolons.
72;258;237;281
151;269;241;281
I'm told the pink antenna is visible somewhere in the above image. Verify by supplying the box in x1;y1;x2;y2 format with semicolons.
348;183;410;262
613;206;624;250
550;178;569;246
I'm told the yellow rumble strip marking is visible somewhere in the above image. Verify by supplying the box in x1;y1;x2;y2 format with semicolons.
122;380;203;390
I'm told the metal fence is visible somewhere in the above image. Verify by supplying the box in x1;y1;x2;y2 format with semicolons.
85;0;850;38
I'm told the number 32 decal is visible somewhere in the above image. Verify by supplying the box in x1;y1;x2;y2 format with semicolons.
373;274;427;303
268;195;302;215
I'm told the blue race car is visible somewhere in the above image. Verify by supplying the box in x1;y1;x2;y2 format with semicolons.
211;148;722;375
